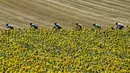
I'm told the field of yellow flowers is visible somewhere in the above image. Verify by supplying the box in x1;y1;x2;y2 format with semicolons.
0;28;130;73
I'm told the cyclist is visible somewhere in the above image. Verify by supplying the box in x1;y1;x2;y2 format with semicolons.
6;24;14;29
30;23;38;29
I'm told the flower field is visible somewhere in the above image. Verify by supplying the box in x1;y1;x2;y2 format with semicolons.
0;28;130;73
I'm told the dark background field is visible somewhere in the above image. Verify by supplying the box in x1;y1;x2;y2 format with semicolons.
0;0;130;29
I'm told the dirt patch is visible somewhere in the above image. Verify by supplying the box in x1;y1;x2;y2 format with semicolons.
0;0;130;29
